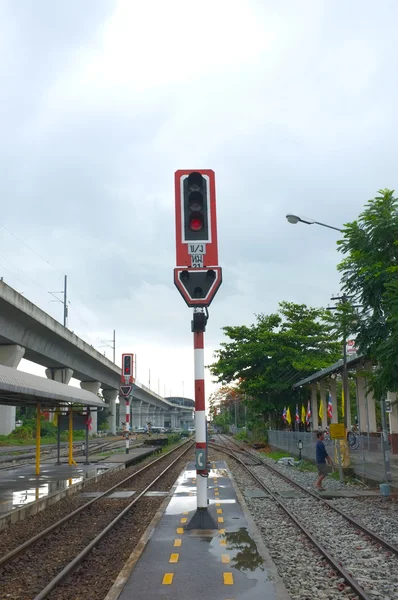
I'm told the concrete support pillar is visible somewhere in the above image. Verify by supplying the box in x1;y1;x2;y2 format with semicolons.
387;391;398;454
319;379;328;429
117;398;123;428
345;377;352;431
0;345;25;435
357;366;369;433
156;407;163;426
80;381;101;434
45;367;74;384
311;383;318;431
330;377;338;424
159;409;165;427
45;368;74;422
102;389;117;434
164;410;171;428
131;400;142;430
363;362;377;433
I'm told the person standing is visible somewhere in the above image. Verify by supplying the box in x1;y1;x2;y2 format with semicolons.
315;431;332;489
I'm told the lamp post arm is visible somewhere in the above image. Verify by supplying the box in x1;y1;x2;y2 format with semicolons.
312;220;343;232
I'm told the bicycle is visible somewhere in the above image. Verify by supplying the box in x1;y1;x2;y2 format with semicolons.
347;430;359;450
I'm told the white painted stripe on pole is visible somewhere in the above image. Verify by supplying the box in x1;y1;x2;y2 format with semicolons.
194;349;205;379
195;410;206;444
197;474;207;508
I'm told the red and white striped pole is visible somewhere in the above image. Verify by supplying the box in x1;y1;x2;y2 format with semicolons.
194;329;207;508
186;312;217;530
125;397;130;454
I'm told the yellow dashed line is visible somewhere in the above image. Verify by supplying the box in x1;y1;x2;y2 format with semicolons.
218;517;224;523
169;553;179;563
214;487;219;491
174;539;182;547
219;528;225;534
217;508;223;514
180;518;187;524
220;539;227;546
183;511;189;515
216;503;221;507
162;573;174;585
176;528;184;534
223;572;234;585
221;554;230;564
215;492;219;496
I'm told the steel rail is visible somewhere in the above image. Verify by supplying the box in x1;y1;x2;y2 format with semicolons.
0;438;192;567
209;439;374;600
32;441;193;600
216;435;398;555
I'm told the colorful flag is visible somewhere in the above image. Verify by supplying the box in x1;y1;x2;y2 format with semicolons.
295;405;300;423
286;406;292;425
301;404;306;424
306;400;311;424
85;411;92;431
341;389;345;417
319;400;323;421
282;407;287;422
327;392;333;420
53;407;60;427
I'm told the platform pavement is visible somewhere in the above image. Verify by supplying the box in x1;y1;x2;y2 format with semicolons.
107;461;290;600
0;446;158;525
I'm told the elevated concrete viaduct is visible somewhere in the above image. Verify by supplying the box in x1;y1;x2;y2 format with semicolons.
0;281;193;435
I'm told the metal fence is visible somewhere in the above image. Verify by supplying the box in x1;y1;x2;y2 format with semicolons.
268;430;393;483
268;431;317;461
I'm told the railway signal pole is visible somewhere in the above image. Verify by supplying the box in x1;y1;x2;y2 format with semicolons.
120;353;135;454
174;169;222;530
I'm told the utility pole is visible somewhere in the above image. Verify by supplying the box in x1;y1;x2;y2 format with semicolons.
328;293;361;429
49;274;68;327
99;329;116;363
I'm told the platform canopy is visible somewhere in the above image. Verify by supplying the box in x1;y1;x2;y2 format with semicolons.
0;363;105;408
292;353;364;389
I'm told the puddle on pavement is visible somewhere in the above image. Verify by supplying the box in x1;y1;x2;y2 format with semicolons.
3;466;109;510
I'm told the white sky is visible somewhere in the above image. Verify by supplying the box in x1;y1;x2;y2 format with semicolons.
1;0;397;400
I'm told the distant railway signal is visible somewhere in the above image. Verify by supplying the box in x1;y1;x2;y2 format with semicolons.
121;353;134;384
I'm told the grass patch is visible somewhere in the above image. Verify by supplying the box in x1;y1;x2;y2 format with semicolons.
264;450;292;461
297;460;317;473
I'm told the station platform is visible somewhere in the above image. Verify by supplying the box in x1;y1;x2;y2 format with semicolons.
106;461;289;600
0;446;158;528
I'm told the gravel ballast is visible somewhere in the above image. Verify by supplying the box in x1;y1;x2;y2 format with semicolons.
209;440;398;600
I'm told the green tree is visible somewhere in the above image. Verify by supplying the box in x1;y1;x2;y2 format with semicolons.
337;188;398;400
209;302;340;424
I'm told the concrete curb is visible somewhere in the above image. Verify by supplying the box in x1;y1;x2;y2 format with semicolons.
226;463;292;600
103;462;186;600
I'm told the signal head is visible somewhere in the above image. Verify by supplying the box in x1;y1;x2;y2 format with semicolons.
183;172;209;241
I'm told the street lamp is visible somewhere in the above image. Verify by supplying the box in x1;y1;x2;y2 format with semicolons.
286;214;342;232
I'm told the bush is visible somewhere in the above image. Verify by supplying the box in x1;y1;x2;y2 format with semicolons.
235;430;249;441
167;433;182;445
9;425;33;440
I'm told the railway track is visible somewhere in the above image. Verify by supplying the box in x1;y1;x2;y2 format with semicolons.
0;438;125;472
210;434;398;600
0;439;194;600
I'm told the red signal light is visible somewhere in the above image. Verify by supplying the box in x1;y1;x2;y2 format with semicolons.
189;215;203;231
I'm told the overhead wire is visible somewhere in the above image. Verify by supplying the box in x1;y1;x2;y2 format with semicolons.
0;222;105;345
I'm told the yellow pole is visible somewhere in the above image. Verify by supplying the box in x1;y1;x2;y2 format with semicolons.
69;408;73;465
36;402;41;475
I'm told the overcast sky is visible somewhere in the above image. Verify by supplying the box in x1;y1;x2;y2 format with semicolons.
1;0;397;401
